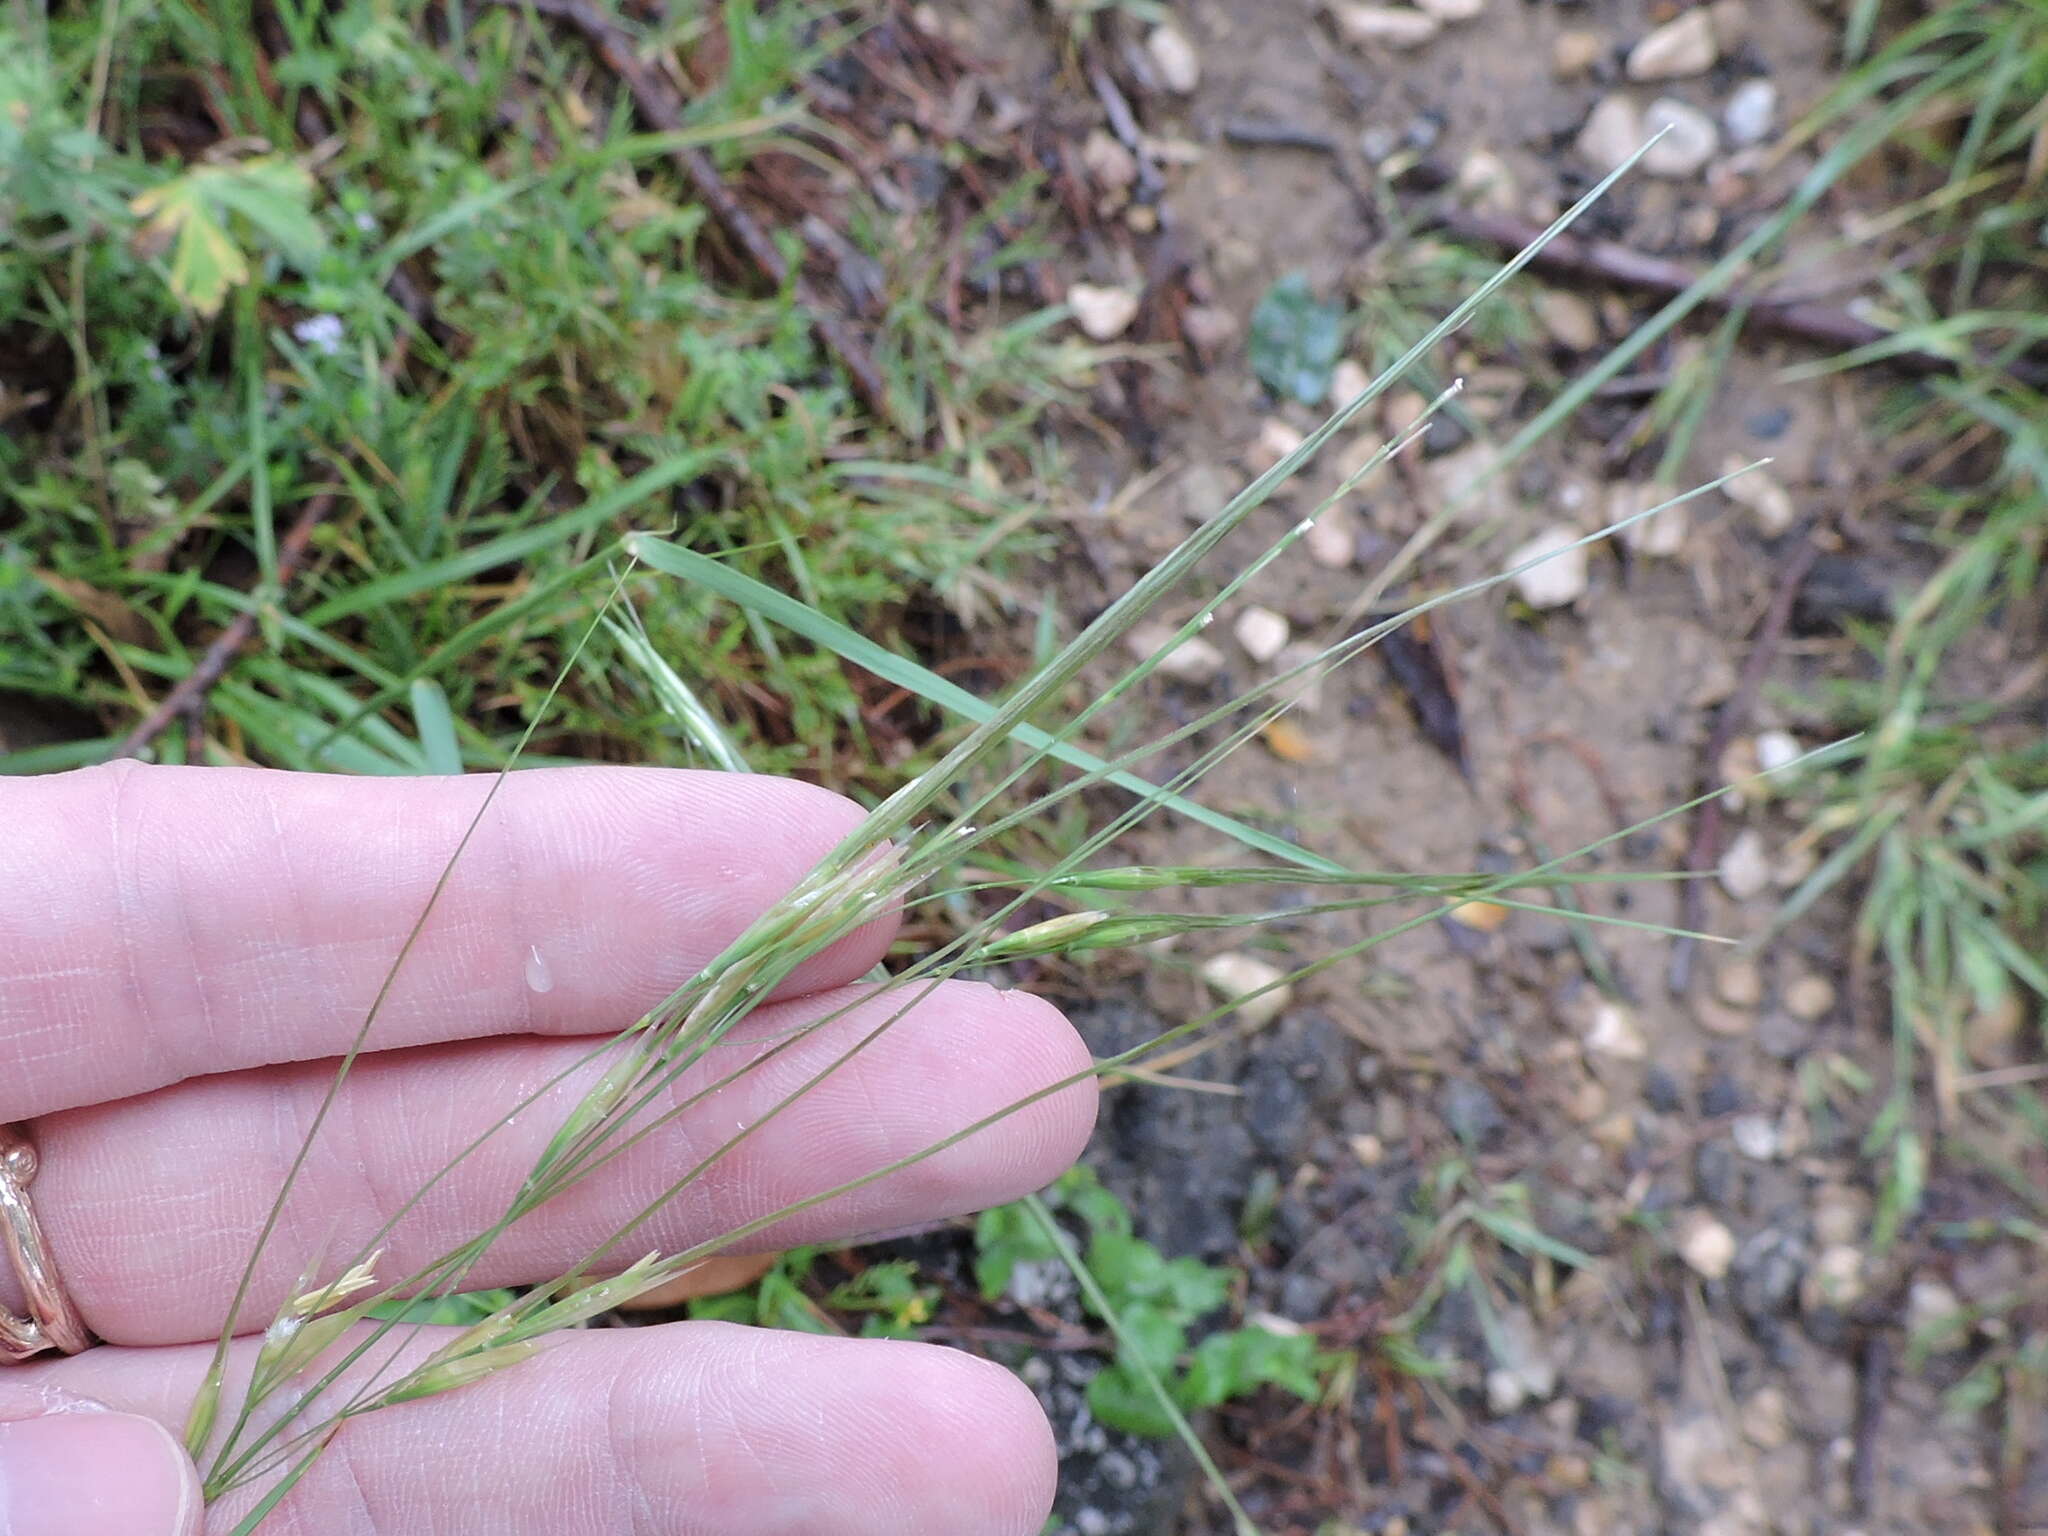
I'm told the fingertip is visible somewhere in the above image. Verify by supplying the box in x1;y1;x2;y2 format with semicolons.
992;986;1101;1180
874;1339;1062;1535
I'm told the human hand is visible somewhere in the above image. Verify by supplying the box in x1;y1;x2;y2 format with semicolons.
0;762;1096;1535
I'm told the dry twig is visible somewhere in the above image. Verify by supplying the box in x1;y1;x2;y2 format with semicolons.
489;0;893;422
112;493;341;759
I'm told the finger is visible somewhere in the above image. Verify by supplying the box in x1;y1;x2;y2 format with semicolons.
1;762;896;1121
21;980;1097;1345
13;1321;1057;1536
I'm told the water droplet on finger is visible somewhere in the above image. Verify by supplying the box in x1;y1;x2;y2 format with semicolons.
525;945;554;995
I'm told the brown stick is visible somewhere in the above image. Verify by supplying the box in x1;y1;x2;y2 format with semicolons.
1666;537;1819;994
1431;205;2048;389
490;0;893;422
111;493;340;759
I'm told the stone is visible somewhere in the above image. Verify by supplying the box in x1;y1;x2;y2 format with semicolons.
1127;622;1225;683
1442;1077;1505;1146
1755;728;1802;775
1348;1132;1385;1166
1566;1076;1609;1124
1330;357;1372;406
1714;956;1763;1008
1201;952;1293;1027
1415;0;1486;17
1730;1113;1779;1160
1741;1386;1792;1450
1757;1009;1815;1060
1784;973;1836;1021
1327;3;1441;49
1234;605;1291;663
1485;1306;1558;1413
1717;829;1772;900
1553;29;1604;79
1383;388;1426;439
1081;129;1139;195
1732;1227;1805;1319
1612;480;1687;557
1591;1111;1637;1151
1270;642;1330;710
1585;1000;1647;1060
1250;416;1305;472
1700;1072;1743;1120
1675;1210;1738;1279
1182;305;1238;350
1455;149;1516;214
1304;507;1356;569
1721;456;1797;534
1146;24;1201;94
1906;1277;1964;1347
1626;8;1718;81
1537;290;1601;351
1723;77;1778;147
1576;94;1643;175
1695;994;1754;1038
1548;1453;1592;1490
1068;283;1141;340
1508;525;1590;609
1803;1243;1865;1312
1811;1185;1869;1248
1640;98;1718;178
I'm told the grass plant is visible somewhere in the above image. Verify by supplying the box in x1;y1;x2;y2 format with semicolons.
7;0;2044;1528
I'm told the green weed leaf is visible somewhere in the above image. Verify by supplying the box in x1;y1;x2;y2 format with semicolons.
130;157;323;316
1181;1327;1332;1409
1086;1361;1180;1437
1249;272;1345;405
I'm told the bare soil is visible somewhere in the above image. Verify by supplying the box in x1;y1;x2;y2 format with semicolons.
937;2;2044;1533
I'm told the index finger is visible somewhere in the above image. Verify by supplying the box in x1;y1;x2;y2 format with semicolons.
0;762;893;1121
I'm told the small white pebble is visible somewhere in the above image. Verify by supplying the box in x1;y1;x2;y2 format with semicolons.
1329;357;1372;406
1626;8;1718;81
1201;952;1293;1027
1640;98;1719;179
1755;728;1802;774
1576;94;1643;175
1721;457;1798;535
1722;78;1778;147
1584;1000;1647;1060
1803;1244;1865;1311
1128;622;1225;683
1067;283;1141;341
1730;1113;1779;1160
1508;526;1591;609
1233;606;1292;663
1327;3;1441;49
1146;24;1201;94
1784;974;1836;1021
1675;1210;1737;1279
1717;829;1772;900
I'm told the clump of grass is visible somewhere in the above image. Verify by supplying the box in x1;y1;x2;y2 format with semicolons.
1737;0;2048;1243
0;0;1085;784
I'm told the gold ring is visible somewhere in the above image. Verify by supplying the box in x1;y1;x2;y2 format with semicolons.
0;1124;92;1362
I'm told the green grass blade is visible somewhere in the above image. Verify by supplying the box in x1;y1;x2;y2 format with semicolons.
302;451;721;627
625;534;1350;873
409;679;465;775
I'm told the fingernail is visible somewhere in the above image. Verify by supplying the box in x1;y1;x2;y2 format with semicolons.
0;1411;200;1536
